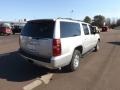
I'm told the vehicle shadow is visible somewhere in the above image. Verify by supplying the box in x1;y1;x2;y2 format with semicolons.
0;51;50;82
108;41;120;46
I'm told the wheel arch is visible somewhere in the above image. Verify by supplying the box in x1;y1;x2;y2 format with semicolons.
74;45;83;54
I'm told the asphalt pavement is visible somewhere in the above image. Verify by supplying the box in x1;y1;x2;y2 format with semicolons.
0;30;120;90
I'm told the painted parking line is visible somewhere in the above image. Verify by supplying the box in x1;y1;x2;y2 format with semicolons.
40;73;53;84
23;73;53;90
23;80;42;90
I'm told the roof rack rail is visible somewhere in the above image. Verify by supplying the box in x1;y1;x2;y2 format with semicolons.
57;17;82;22
57;17;73;20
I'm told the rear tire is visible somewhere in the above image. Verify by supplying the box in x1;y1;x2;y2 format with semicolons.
0;33;4;36
7;34;10;36
13;32;15;35
65;50;81;72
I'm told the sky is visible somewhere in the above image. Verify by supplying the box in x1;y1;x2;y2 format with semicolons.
0;0;120;21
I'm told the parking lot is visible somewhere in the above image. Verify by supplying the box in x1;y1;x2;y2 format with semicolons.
0;30;120;90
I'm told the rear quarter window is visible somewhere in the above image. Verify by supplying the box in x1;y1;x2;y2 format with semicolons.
60;21;81;38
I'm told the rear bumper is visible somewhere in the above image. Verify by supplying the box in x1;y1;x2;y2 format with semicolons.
18;49;72;69
19;49;51;63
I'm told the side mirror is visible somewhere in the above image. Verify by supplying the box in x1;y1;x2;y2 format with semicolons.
93;29;97;34
92;27;97;34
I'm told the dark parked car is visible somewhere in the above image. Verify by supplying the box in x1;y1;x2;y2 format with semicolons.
12;24;25;34
102;26;109;32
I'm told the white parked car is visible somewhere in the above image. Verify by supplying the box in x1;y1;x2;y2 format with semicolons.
19;18;100;71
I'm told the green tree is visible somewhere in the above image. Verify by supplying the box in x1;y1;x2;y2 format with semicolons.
92;15;105;28
83;16;92;23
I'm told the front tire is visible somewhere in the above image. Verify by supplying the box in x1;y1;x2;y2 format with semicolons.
94;41;100;52
65;50;81;72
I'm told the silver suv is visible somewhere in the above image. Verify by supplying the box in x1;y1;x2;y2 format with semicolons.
19;18;100;71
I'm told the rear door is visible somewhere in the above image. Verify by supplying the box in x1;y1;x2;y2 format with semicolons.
20;20;55;58
60;21;81;56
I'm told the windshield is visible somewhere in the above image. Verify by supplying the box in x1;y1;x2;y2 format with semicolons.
21;20;55;38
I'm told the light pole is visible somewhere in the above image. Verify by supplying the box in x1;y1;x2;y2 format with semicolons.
70;10;74;18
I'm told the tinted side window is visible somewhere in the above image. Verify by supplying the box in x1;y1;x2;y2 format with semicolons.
60;22;81;38
89;25;95;34
82;24;89;35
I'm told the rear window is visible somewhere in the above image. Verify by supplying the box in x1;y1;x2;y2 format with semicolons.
21;20;55;38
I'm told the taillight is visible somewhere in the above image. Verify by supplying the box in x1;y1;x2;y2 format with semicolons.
53;39;61;56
